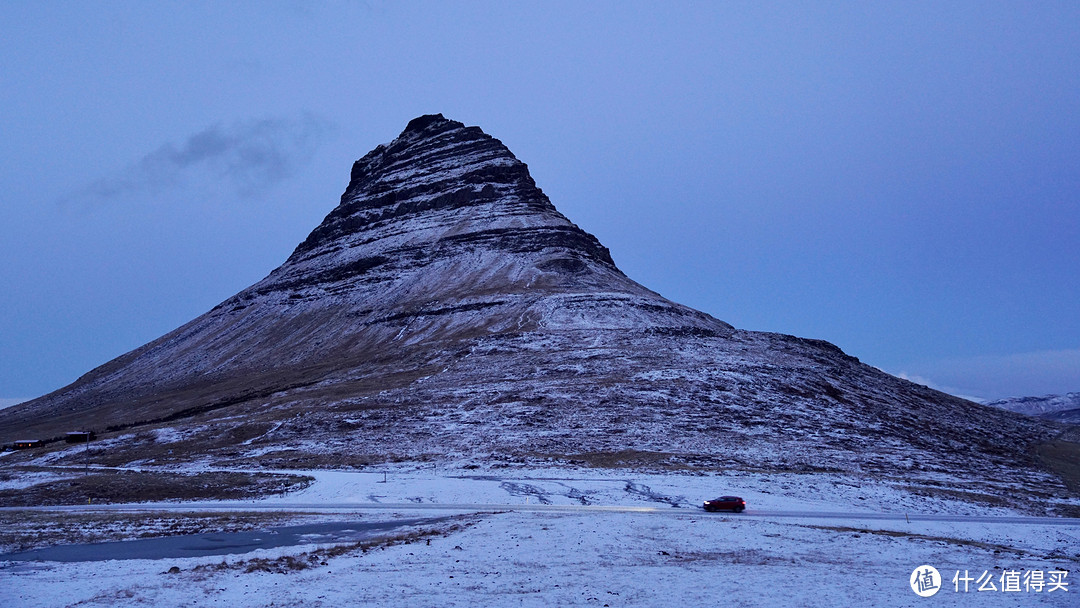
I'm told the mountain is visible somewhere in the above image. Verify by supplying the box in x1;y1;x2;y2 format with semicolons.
1044;409;1080;424
987;393;1080;424
0;115;1071;493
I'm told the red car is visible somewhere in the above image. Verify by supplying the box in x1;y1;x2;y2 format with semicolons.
703;496;746;512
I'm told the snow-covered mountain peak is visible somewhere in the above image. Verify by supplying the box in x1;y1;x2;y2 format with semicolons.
0;116;1069;499
287;114;612;272
402;112;454;135
236;114;715;342
986;392;1080;423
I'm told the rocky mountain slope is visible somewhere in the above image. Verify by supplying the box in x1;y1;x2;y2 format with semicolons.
1;115;1072;495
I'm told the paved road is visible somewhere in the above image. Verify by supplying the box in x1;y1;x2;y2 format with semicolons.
5;501;1079;526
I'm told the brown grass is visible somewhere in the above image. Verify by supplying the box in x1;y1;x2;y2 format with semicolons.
898;484;1012;510
541;450;683;469
0;511;320;553
0;469;313;507
1034;439;1080;495
799;523;1030;556
666;548;778;565
187;519;479;575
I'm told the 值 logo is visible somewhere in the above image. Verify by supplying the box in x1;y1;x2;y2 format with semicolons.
911;565;942;597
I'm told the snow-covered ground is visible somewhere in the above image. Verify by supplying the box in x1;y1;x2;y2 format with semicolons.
2;466;1077;606
263;466;1054;516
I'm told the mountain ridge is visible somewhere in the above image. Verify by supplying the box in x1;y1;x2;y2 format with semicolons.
987;392;1080;424
1;114;729;440
1;115;1072;498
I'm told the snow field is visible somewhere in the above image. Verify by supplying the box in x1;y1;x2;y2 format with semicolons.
2;466;1077;606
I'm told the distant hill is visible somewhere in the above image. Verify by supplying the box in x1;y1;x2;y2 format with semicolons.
986;393;1080;424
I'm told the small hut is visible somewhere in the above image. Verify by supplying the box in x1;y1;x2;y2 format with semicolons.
65;431;96;444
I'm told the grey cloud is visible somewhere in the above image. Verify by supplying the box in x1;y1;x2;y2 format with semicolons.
70;113;335;204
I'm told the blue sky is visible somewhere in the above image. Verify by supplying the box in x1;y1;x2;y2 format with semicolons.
1;1;1077;402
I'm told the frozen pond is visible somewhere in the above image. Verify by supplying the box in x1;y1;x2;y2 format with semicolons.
0;517;445;562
